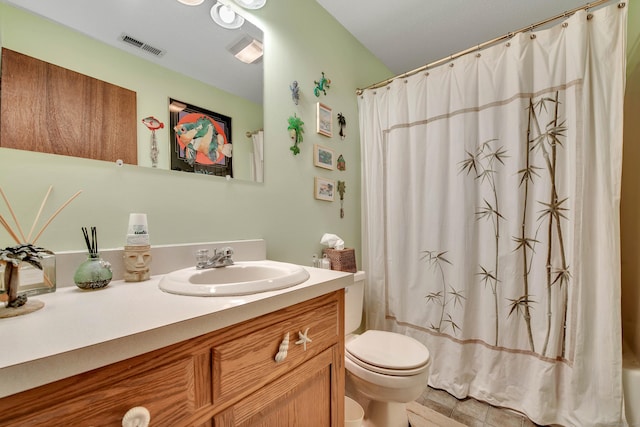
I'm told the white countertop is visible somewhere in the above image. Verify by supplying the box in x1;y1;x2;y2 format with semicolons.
0;266;353;398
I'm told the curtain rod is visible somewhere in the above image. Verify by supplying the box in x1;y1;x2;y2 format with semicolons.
356;0;618;95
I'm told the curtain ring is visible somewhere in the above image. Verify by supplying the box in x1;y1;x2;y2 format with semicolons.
562;22;568;28
587;13;594;20
618;2;626;8
530;34;537;39
449;63;455;68
506;42;511;47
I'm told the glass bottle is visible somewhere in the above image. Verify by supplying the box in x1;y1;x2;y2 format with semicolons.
73;253;112;290
321;254;331;269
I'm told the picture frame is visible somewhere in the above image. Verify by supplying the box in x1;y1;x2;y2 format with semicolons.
169;98;233;177
316;102;333;137
313;144;335;170
314;177;336;201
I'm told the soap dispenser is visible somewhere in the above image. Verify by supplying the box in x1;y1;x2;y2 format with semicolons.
321;254;331;269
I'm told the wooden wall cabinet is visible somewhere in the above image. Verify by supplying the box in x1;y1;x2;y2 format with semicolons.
0;48;137;164
0;291;345;427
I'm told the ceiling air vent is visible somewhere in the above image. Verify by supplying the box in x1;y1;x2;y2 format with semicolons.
119;33;165;57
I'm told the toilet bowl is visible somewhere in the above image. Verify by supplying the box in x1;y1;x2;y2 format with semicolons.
345;273;431;427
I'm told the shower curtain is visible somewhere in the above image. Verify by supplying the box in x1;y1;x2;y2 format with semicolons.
250;130;264;183
358;3;627;426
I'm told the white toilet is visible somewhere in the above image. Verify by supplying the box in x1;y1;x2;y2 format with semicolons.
345;272;431;427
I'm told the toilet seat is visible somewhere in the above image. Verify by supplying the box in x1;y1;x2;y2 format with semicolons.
345;330;430;376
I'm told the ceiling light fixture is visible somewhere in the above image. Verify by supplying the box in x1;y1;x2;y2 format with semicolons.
210;2;245;30
231;38;263;64
176;0;205;5
234;0;267;10
169;100;187;113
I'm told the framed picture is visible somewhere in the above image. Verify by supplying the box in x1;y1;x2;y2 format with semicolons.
316;102;332;137
314;177;335;202
313;144;335;170
169;98;233;177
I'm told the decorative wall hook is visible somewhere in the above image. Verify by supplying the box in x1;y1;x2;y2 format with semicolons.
289;80;300;105
337;180;346;218
337;113;346;140
314;72;331;97
142;116;164;168
287;114;305;155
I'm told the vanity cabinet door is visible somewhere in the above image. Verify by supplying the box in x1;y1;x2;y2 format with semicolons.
0;356;197;426
213;347;340;427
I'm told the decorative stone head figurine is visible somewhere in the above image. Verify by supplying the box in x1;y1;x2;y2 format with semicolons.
123;245;152;282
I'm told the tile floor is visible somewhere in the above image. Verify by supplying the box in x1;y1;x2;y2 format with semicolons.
410;386;547;427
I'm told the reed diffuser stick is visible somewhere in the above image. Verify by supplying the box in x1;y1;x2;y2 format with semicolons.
32;190;82;245
0;214;21;244
26;185;53;243
0;187;27;242
82;226;99;255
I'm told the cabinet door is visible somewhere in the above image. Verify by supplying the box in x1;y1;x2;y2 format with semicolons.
0;48;137;164
214;348;342;427
0;356;198;427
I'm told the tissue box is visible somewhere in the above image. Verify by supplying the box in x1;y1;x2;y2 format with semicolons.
322;248;357;273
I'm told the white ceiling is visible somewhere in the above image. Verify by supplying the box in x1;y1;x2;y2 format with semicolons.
316;0;594;76
2;0;602;100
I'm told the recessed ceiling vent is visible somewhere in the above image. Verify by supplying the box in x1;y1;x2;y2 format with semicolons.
119;33;165;57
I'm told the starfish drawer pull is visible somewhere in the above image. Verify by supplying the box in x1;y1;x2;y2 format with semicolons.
296;328;312;351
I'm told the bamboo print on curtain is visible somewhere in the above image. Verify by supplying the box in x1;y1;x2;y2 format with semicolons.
358;4;626;426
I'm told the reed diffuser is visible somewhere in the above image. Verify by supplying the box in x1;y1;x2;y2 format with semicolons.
73;226;112;290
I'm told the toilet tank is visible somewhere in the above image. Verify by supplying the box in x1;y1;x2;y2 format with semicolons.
345;271;365;335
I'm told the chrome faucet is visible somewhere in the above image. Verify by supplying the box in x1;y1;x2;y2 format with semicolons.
195;247;234;269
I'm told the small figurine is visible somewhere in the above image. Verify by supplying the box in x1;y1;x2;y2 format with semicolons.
142;116;164;168
337;113;346;140
337;154;346;171
314;72;331;97
287;114;305;155
289;80;300;105
124;245;152;282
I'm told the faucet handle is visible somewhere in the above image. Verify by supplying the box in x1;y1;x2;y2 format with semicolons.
196;249;210;264
219;247;234;257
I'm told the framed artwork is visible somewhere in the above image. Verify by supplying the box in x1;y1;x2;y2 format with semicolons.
316;102;332;137
169;98;233;177
314;177;335;202
313;144;334;170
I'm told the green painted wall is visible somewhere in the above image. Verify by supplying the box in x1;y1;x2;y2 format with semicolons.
0;0;392;269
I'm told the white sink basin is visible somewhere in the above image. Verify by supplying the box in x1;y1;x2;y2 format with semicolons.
158;260;310;296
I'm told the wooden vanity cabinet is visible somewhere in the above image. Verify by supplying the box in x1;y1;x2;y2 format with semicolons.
0;290;345;427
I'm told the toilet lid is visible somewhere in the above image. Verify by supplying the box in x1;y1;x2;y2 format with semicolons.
345;330;430;372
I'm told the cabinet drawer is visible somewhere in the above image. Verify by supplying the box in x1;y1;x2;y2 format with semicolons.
213;299;339;404
0;356;197;427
